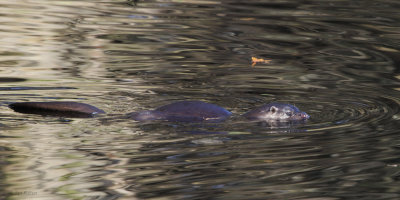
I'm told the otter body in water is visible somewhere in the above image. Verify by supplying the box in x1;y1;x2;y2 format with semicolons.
127;101;232;122
8;101;309;123
128;101;309;122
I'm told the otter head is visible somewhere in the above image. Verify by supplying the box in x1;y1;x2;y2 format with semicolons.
243;103;309;121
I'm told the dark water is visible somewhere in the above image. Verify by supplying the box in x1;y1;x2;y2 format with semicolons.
1;0;400;199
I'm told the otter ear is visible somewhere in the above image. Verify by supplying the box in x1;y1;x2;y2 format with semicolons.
269;106;277;113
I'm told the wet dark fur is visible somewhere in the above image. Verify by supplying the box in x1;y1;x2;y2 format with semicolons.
9;102;105;118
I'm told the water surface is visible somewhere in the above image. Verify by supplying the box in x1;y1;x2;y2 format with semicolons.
1;0;400;199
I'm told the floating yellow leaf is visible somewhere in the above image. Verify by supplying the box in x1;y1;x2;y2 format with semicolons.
251;57;271;67
240;17;256;21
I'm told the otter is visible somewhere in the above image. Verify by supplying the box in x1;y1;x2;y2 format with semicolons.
243;102;310;121
8;101;309;122
127;101;232;122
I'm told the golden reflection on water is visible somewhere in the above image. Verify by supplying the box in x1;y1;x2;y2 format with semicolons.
0;0;115;81
3;119;141;199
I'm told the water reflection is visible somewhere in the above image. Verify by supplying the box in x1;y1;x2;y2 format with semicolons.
0;0;400;199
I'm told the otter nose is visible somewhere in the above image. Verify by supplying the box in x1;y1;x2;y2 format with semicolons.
301;112;310;120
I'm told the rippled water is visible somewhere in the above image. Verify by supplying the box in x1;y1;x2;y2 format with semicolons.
1;0;400;199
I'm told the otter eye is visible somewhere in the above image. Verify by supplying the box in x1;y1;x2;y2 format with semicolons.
269;106;277;113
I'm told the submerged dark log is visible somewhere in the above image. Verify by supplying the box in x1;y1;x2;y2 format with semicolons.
9;102;105;118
